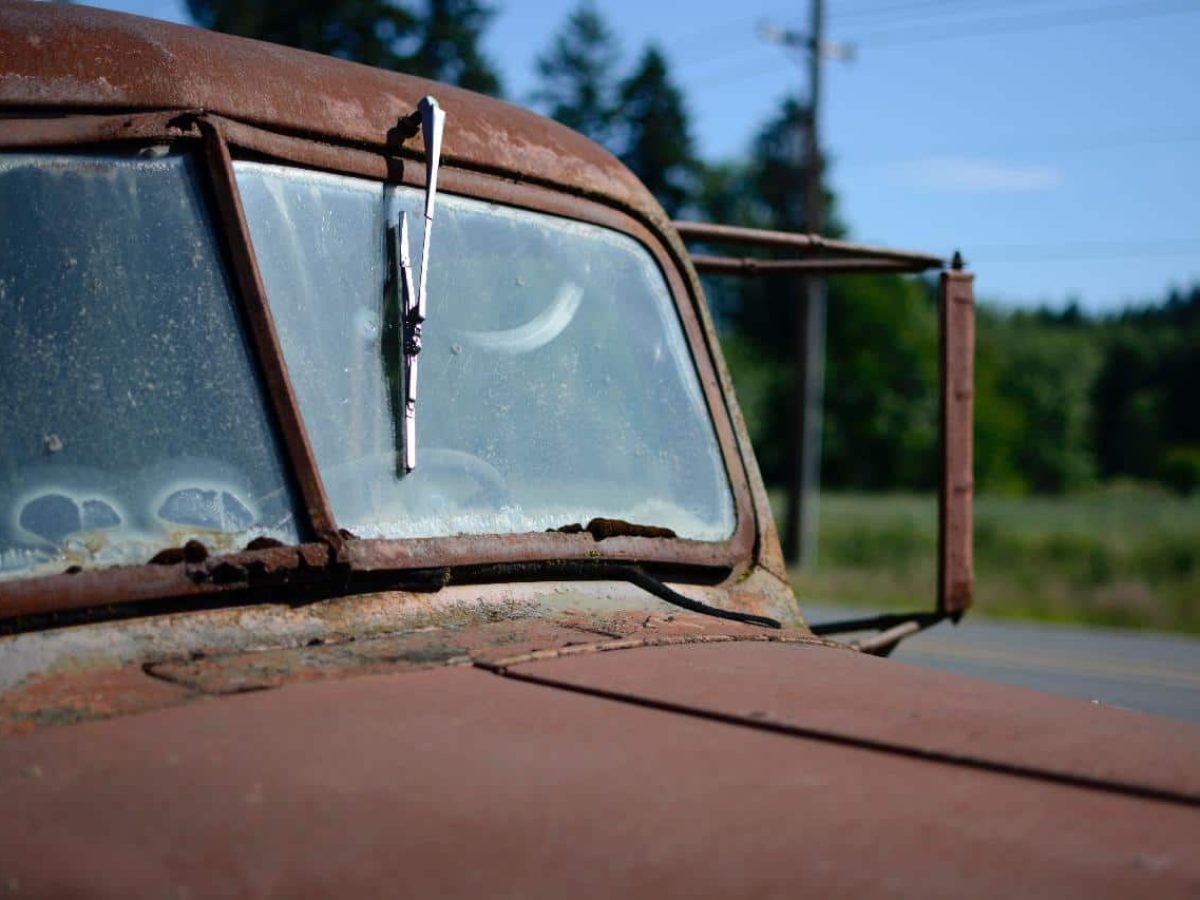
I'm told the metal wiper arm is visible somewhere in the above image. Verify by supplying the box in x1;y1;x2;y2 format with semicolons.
393;95;445;473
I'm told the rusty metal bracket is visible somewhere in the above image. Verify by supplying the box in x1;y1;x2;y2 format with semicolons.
0;110;203;149
196;118;340;546
938;264;975;616
674;221;945;271
688;254;940;276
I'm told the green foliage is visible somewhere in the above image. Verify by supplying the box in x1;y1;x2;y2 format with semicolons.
783;488;1200;633
821;275;939;490
977;311;1100;493
1093;285;1200;484
750;97;809;232
530;2;621;144
409;0;503;95
1160;446;1200;496
531;6;700;218
187;0;416;68
185;0;503;94
616;45;697;216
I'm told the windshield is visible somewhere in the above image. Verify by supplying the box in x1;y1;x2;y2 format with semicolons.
0;151;302;581
236;162;735;541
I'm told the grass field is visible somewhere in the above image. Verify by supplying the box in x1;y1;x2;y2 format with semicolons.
776;486;1200;634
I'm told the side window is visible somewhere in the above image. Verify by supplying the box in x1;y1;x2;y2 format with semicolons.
0;151;302;580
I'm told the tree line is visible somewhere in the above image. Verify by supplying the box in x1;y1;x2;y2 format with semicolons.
187;0;1199;495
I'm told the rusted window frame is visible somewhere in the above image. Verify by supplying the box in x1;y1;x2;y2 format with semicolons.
0;110;757;622
938;270;975;616
675;221;976;618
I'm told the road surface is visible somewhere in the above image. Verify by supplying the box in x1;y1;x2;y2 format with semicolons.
801;603;1200;724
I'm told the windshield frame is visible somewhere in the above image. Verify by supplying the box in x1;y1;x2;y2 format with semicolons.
0;110;758;622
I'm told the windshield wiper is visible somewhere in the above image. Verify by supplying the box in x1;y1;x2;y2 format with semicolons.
390;95;446;473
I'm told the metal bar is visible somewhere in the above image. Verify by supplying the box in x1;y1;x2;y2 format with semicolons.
938;268;975;616
0;532;740;627
343;532;739;572
691;254;938;276
0;110;201;149
198;120;340;541
809;609;945;636
850;620;922;656
0;544;334;623
674;220;944;267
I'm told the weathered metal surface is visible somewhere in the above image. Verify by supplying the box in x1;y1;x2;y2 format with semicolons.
939;270;975;614
2;663;1198;897
0;2;657;228
342;533;740;573
0;577;814;734
0;663;190;738
690;254;939;275
0;542;335;622
0;109;200;147
142;619;575;695
675;219;945;266
506;641;1200;804
142;612;815;697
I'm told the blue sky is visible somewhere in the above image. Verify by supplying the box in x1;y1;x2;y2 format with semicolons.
89;0;1200;311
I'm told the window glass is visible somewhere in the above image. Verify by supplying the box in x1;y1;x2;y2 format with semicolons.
0;151;302;580
236;162;735;541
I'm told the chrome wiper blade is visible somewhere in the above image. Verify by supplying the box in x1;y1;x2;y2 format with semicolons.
396;212;419;472
393;95;446;473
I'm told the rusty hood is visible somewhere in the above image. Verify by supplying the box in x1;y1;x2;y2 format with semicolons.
1;621;1199;897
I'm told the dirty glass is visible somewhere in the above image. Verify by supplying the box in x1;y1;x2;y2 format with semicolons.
0;151;302;581
236;162;735;541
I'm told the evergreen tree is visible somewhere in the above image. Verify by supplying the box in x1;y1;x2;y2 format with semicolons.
410;0;503;96
186;0;503;95
186;0;418;69
531;1;621;146
616;45;696;216
751;96;810;233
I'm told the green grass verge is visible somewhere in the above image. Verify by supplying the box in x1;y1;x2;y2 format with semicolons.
773;485;1200;633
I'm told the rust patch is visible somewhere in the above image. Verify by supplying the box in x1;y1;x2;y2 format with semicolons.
549;518;677;541
0;665;191;738
473;610;826;668
245;536;285;551
144;619;597;695
1;606;823;733
148;540;209;566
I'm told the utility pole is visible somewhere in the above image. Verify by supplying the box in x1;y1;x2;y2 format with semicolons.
762;0;844;567
793;0;826;568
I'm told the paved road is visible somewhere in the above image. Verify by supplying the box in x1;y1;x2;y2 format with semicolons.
801;603;1200;724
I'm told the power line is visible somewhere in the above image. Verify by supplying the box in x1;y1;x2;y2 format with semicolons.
672;0;1191;76
854;0;1198;46
971;238;1200;262
834;129;1200;166
688;0;1198;90
830;0;1050;25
